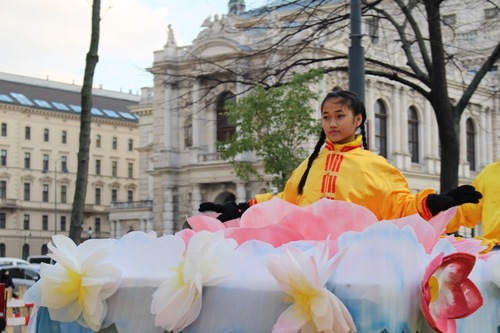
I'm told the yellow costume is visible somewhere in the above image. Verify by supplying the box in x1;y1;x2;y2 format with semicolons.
446;161;500;246
256;135;436;221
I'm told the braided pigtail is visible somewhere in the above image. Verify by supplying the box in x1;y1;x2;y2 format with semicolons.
298;130;326;195
359;124;368;150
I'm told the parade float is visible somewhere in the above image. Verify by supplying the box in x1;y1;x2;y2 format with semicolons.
24;198;500;333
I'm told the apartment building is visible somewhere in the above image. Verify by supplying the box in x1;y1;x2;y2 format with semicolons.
0;73;140;258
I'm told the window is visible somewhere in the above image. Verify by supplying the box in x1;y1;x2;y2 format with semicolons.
42;215;48;231
367;17;379;43
95;188;101;205
25;126;31;140
43;154;49;171
0;243;4;257
128;139;133;151
0;213;5;229
112;137;118;150
24;152;31;169
374;100;387;158
41;244;48;255
61;156;67;172
96;159;101;175
216;91;236;143
0;149;6;166
128;190;133;202
60;216;66;232
466;118;476;171
24;183;31;201
61;185;67;203
95;217;101;234
111;189;117;203
112;161;117;177
0;180;6;199
1;123;6;136
62;131;67;144
408;107;420;163
22;245;30;260
96;135;101;148
128;163;133;178
43;128;49;142
23;214;30;230
42;184;49;202
184;116;193;148
484;8;498;19
443;14;456;25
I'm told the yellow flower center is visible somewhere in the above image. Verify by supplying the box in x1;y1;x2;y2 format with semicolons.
428;275;439;303
55;268;84;305
174;262;186;287
289;276;319;317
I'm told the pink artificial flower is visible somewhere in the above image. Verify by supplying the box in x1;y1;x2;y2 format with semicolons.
421;252;483;333
186;198;377;247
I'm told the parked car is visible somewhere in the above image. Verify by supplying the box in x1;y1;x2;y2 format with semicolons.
0;265;40;293
0;257;30;267
27;255;56;265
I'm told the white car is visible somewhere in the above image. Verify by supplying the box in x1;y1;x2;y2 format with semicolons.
0;265;40;293
0;257;30;267
27;255;56;265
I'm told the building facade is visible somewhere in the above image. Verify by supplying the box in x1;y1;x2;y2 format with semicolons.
0;73;141;258
133;0;499;237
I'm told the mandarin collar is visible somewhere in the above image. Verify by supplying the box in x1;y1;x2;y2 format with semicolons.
325;135;363;152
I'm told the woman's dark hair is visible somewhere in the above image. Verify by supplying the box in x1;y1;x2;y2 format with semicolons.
297;87;368;194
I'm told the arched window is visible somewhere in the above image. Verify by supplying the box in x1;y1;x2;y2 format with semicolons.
408;106;419;163
184;116;193;148
374;99;387;158
41;244;48;255
466;118;476;171
214;192;236;204
22;243;30;260
216;91;236;142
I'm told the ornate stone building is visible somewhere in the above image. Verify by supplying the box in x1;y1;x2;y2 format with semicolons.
136;0;498;236
0;73;140;258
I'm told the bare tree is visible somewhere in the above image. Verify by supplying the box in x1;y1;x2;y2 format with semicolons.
363;0;500;191
69;0;101;243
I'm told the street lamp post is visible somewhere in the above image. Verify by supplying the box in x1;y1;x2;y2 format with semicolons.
44;158;68;235
54;161;58;235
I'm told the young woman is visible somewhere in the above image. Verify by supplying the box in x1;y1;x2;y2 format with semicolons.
200;88;481;221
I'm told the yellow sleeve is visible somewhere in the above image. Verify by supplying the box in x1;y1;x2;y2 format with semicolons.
445;201;483;233
445;165;489;233
350;157;436;221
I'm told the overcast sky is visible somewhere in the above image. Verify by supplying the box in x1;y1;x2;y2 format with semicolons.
0;0;247;95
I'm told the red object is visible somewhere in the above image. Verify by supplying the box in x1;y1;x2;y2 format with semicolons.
0;283;5;319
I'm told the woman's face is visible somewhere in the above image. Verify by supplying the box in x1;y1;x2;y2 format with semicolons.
321;98;362;144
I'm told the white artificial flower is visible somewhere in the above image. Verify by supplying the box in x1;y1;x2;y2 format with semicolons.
267;243;356;333
151;231;239;333
39;235;121;331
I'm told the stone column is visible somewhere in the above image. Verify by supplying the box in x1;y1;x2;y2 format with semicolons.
192;79;202;149
459;114;468;178
164;83;173;149
391;86;402;167
479;107;490;166
236;182;246;203
423;101;435;174
399;88;411;170
163;186;174;235
365;80;374;150
191;185;201;216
